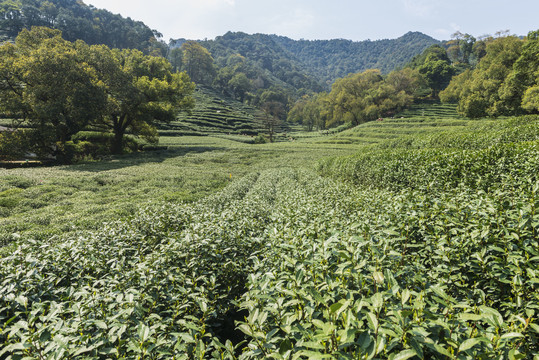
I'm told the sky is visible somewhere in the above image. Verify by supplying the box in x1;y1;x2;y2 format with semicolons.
84;0;539;42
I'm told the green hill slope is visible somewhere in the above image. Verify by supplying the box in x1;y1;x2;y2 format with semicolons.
159;87;266;141
319;102;471;145
0;0;165;54
173;31;439;91
271;31;440;83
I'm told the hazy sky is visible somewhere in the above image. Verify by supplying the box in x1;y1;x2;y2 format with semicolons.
84;0;539;42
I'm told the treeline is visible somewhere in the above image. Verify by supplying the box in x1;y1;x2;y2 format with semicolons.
0;0;166;55
440;30;539;117
168;31;438;110
286;29;539;130
169;28;539;132
271;31;440;84
0;27;194;162
288;68;425;130
169;34;323;111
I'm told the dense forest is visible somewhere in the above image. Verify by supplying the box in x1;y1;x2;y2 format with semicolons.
0;0;166;54
271;31;440;83
170;31;439;92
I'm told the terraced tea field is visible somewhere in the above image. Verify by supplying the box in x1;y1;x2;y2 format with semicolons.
320;103;483;145
158;87;266;142
0;109;538;359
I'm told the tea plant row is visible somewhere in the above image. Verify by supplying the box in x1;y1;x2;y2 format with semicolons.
1;164;537;358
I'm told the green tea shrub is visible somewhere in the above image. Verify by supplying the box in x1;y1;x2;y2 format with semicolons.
319;140;539;193
1;114;539;358
0;168;537;358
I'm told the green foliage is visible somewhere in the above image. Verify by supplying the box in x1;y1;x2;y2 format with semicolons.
166;86;265;138
180;41;216;85
0;28;195;158
1;160;537;357
0;128;30;160
171;31;437;106
87;45;195;153
440;36;525;117
324;69;421;127
0;27;107;156
415;49;455;97
0;0;166;55
1;99;539;358
271;31;440;84
500;30;539;114
288;93;328;131
319;115;539;189
253;134;267;144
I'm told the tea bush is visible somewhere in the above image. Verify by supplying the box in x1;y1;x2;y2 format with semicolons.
1;117;539;358
0;166;538;358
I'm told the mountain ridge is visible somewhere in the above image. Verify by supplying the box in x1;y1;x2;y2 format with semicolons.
171;31;439;88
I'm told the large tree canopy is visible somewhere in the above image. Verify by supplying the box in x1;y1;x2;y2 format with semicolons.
0;0;166;54
499;30;539;114
0;27;106;156
439;36;524;118
0;27;195;159
324;68;422;127
180;41;215;85
86;46;195;153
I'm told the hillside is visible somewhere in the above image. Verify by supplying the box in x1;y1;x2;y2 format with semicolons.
271;31;440;83
173;31;439;91
0;0;166;54
159;86;267;141
321;102;471;145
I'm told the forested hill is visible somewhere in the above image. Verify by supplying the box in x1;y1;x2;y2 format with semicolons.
0;0;166;55
173;31;439;89
271;31;440;84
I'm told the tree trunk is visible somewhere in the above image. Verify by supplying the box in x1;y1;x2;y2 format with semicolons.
111;117;125;154
111;130;124;154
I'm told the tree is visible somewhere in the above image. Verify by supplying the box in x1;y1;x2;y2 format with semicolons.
259;101;285;142
288;93;327;131
439;69;473;103
86;46;196;153
442;36;523;117
181;41;215;85
168;47;183;73
0;27;106;157
446;31;476;65
326;70;383;126
417;54;454;98
522;86;539;113
499;30;539;114
228;73;250;102
385;67;426;97
325;69;417;127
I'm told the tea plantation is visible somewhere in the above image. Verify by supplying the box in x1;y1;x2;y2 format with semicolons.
158;87;266;141
0;110;538;359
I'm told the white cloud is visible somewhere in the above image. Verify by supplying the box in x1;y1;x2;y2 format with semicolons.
190;0;235;9
266;8;316;37
434;23;461;39
402;0;440;18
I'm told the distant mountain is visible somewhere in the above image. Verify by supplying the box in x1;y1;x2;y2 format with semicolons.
172;31;439;90
271;32;440;84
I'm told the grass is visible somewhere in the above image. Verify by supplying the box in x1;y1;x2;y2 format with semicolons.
318;102;482;145
0;102;526;253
